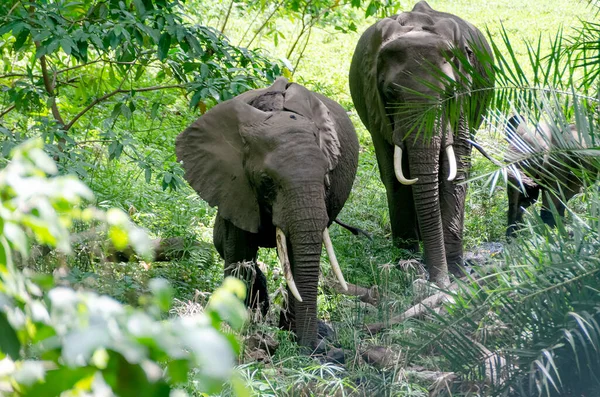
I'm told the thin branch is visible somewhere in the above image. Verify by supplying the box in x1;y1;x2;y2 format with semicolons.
74;139;114;146
0;105;16;119
0;73;41;79
56;58;142;75
220;0;235;34
7;1;21;16
35;42;65;127
291;25;312;75
245;0;285;48
65;84;184;131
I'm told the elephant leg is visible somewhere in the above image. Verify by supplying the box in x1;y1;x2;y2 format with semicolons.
371;132;419;251
540;185;574;228
213;215;269;316
440;130;471;277
507;178;540;238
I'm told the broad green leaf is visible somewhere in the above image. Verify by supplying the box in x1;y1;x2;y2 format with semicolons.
0;311;20;360
149;278;173;312
24;366;97;397
157;32;171;61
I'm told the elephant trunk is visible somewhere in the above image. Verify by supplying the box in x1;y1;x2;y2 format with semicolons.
278;184;329;348
405;132;450;287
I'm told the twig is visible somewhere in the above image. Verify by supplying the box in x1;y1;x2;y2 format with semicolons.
245;0;285;48
220;0;235;34
0;105;16;119
64;84;183;131
36;45;65;127
0;73;41;79
291;25;312;74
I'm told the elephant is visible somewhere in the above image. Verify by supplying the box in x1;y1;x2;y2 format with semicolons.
505;115;593;237
175;77;359;349
349;1;495;285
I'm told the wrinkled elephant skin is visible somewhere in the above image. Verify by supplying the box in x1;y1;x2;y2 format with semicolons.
505;115;593;237
349;1;495;285
176;77;359;348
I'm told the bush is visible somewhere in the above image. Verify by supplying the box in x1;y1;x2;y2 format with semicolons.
0;140;248;396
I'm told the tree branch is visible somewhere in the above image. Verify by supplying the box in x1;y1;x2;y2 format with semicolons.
35;43;66;127
0;105;16;119
220;0;235;34
0;73;41;79
245;0;285;48
65;84;184;131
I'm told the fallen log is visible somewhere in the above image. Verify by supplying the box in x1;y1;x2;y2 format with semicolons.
365;290;454;335
326;276;380;306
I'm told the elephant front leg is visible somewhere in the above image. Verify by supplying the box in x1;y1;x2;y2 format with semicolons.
371;132;419;251
506;176;540;238
213;215;269;316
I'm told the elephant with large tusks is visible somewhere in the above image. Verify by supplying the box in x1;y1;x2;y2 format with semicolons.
349;1;495;285
176;77;359;348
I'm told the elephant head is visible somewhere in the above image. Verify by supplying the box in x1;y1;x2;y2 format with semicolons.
176;78;357;347
350;1;494;285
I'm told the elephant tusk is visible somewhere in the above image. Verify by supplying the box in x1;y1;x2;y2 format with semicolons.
275;227;303;303
322;228;348;291
446;145;457;181
394;146;418;185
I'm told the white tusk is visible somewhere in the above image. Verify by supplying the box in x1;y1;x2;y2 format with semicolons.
446;145;457;181
394;146;418;185
322;228;348;291
275;227;303;302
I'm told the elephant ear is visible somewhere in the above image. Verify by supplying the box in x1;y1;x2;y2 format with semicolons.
349;17;402;146
175;99;270;233
283;83;341;172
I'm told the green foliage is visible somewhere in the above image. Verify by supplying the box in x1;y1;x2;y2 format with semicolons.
405;3;600;393
0;0;282;185
0;140;248;396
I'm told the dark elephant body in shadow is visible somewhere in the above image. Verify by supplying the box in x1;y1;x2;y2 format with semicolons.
349;1;495;285
505;115;593;237
176;77;359;348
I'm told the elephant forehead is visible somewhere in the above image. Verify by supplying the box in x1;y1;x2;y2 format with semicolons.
242;111;316;137
380;30;452;56
395;11;435;28
381;14;458;46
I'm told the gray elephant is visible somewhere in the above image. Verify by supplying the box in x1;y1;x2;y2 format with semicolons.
176;77;359;348
349;1;495;285
505;115;592;237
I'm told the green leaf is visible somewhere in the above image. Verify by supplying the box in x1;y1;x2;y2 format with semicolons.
166;359;189;384
0;311;21;360
59;38;73;55
149;278;173;312
24;366;96;397
365;1;378;17
4;222;29;258
14;30;30;52
157;32;171;61
150;102;160;120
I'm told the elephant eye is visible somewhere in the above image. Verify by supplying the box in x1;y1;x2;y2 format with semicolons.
257;173;277;202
